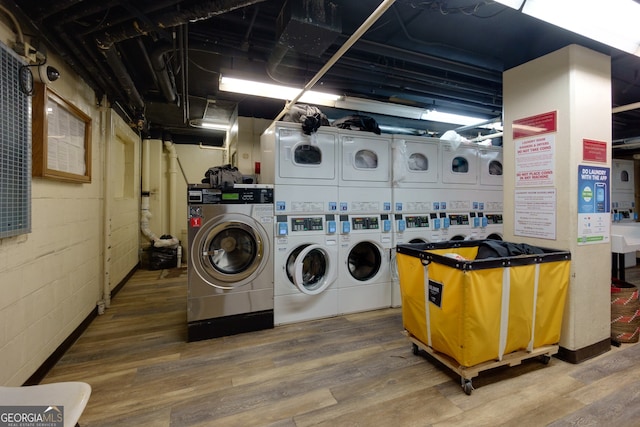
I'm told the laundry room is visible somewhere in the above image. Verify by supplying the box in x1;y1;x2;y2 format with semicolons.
2;1;640;426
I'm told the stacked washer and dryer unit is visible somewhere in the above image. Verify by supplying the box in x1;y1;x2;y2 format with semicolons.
390;136;504;306
261;121;504;322
262;123;396;323
336;128;394;315
611;159;636;223
611;159;636;267
391;135;440;307
261;122;341;325
476;144;505;241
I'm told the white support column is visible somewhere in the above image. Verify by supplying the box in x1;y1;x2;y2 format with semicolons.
503;44;612;362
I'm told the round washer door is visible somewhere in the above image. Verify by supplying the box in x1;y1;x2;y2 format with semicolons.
286;244;336;295
347;241;382;282
191;214;268;289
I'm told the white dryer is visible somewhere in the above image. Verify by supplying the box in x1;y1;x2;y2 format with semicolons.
439;141;479;188
273;213;339;324
612;159;635;223
477;145;504;187
338;213;393;314
612;159;634;193
261;122;339;214
391;135;439;213
338;129;392;214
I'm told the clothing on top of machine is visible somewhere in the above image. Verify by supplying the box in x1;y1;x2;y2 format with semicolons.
202;164;248;189
332;114;381;135
282;104;330;135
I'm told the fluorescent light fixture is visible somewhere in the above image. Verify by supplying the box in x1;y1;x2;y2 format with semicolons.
335;96;424;120
220;76;501;129
421;110;492;127
188;119;229;131
219;76;341;106
494;0;640;56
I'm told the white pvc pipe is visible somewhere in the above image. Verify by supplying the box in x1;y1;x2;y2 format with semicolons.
142;138;151;193
101;101;112;310
140;138;157;242
164;140;178;240
273;0;397;122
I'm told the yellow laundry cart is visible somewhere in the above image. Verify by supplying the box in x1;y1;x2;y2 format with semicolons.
395;240;571;394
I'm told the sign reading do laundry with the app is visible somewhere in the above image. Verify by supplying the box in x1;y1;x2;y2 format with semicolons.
577;165;610;245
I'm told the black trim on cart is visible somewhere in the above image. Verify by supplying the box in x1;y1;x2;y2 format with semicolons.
396;240;571;271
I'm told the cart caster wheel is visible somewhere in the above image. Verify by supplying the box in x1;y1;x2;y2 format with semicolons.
411;343;419;355
540;354;551;365
461;379;473;395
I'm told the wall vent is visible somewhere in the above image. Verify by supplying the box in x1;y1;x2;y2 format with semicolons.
0;39;31;238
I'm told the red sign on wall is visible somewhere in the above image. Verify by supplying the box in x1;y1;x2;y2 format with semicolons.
582;139;607;163
512;111;557;139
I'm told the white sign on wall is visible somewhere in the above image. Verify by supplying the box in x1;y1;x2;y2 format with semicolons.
515;135;555;187
514;189;557;240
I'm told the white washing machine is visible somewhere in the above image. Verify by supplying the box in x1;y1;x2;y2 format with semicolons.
443;211;474;241
338;129;392;214
439;141;479;188
435;187;476;241
273;213;339;324
478;145;504;187
261;122;339;214
391;213;435;307
187;184;274;342
391;135;439;213
338;213;393;314
612;196;635;222
473;187;504;241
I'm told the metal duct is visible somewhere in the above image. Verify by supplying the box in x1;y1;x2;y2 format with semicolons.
100;45;145;110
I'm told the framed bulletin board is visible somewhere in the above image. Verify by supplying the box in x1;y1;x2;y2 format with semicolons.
32;82;92;183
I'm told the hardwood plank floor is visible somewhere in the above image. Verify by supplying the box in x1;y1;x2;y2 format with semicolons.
42;266;640;427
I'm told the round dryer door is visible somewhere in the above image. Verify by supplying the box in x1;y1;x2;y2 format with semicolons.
286;244;336;295
192;216;267;289
347;241;382;282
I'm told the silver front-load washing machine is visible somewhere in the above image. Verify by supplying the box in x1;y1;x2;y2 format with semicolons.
186;184;274;342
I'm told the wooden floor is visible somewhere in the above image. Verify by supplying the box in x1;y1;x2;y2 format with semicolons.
43;266;640;427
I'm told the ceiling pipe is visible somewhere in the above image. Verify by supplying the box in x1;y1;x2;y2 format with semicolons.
99;45;145;110
150;43;179;104
274;0;398;123
612;102;640;114
391;4;503;72
95;0;269;49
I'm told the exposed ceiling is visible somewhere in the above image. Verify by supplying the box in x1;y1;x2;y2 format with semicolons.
9;0;640;155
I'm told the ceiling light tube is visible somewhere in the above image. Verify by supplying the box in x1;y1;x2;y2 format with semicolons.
189;119;229;130
219;76;340;106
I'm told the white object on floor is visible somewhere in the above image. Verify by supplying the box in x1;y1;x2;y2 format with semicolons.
0;381;91;427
